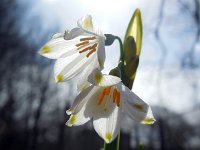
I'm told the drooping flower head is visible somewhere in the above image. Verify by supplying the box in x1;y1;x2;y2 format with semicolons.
38;15;105;86
66;69;155;143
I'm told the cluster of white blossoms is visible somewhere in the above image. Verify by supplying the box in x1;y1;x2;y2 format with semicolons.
39;15;155;143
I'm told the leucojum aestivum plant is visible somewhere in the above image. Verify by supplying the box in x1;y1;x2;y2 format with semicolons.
39;9;155;150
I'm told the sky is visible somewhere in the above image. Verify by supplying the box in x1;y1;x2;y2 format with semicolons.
22;0;200;114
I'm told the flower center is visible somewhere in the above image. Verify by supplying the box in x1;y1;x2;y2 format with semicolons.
97;86;121;111
75;36;98;57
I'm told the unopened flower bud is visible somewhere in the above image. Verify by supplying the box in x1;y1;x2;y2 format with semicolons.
124;36;139;79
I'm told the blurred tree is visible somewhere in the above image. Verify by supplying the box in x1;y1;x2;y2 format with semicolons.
0;0;200;150
0;0;32;149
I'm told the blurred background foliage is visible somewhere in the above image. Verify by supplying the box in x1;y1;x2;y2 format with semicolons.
0;0;200;150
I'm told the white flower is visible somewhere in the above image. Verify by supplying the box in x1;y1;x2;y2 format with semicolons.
38;15;105;84
66;69;155;143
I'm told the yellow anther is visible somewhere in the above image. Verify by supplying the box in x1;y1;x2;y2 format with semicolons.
133;103;144;111
56;74;64;81
41;45;51;53
105;132;112;142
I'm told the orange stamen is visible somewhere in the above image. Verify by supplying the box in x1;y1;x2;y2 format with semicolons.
97;86;111;105
98;90;105;105
86;48;96;57
116;91;121;107
80;36;96;41
104;86;111;95
76;41;89;47
97;86;121;111
79;46;91;53
112;89;117;103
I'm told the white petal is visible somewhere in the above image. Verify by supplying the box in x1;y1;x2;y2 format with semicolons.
77;15;105;38
120;85;154;123
66;86;94;115
93;102;121;143
141;107;156;124
50;28;83;40
38;37;76;59
51;32;64;39
77;55;99;91
54;51;96;82
97;39;105;69
64;28;84;40
77;82;91;93
66;86;102;126
66;107;91;127
39;29;86;59
88;69;121;86
38;28;93;59
100;75;121;86
54;53;83;81
73;86;102;114
77;15;94;32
